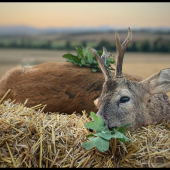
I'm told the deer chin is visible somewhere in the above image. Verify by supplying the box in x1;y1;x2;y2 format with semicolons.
105;120;123;130
126;114;170;132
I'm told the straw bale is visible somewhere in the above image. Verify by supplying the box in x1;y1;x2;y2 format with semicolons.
1;91;170;167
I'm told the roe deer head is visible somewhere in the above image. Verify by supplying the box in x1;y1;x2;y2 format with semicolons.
90;28;170;131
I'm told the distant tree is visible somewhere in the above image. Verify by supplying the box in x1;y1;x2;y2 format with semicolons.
95;40;114;52
152;37;170;52
81;40;87;48
152;37;162;52
9;41;18;48
65;41;72;51
41;40;52;49
138;39;151;52
66;41;70;49
19;39;25;48
0;42;5;48
159;43;169;52
167;41;170;52
127;41;138;52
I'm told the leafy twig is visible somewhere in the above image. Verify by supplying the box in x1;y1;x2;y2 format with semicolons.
63;46;115;72
81;112;133;152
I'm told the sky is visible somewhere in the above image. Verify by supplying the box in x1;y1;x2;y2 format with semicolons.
0;2;170;28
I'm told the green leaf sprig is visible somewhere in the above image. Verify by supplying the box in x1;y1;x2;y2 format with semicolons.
63;46;115;72
81;112;133;152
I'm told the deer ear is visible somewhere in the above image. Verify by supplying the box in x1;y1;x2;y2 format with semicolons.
141;68;170;95
94;98;99;107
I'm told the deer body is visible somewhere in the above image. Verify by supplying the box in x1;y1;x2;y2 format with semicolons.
0;28;170;131
0;62;103;113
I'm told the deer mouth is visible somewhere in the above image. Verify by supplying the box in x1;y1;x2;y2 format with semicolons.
107;124;119;130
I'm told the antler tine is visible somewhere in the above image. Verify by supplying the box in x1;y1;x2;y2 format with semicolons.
89;47;111;81
115;31;123;78
121;27;132;53
115;27;132;78
101;47;112;65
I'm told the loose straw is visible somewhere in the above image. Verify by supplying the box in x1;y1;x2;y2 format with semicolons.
0;89;11;104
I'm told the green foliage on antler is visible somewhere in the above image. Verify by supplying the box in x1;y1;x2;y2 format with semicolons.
63;46;115;72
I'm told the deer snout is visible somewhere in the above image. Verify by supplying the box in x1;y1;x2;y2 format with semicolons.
98;112;120;130
96;111;119;130
108;125;118;130
96;110;111;128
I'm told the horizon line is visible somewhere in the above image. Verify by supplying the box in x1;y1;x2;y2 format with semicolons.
0;24;170;29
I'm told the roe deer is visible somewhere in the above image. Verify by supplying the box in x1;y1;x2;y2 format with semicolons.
0;28;170;131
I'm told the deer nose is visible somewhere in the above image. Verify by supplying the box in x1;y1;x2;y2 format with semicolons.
108;126;117;130
89;128;93;132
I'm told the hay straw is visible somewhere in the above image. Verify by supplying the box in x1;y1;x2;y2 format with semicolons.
0;89;11;104
49;149;60;168
1;90;170;167
5;141;16;167
39;123;42;168
59;147;73;165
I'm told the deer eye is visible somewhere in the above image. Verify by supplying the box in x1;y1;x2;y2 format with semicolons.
120;97;130;103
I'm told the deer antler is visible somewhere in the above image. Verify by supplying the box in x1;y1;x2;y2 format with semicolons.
115;27;132;78
101;47;112;65
89;47;111;81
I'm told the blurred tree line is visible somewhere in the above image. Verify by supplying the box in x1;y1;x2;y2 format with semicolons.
1;37;170;52
94;38;170;53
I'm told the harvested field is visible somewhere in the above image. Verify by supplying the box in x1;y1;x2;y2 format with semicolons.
1;90;170;168
0;49;169;78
